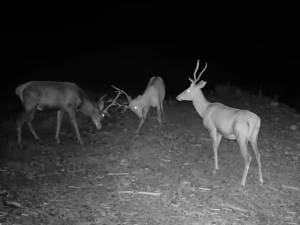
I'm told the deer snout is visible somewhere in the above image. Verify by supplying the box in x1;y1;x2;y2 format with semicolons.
176;94;183;101
95;122;102;130
93;117;102;130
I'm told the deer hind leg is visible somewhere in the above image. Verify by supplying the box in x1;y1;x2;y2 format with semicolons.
238;138;252;188
17;104;39;147
66;108;83;145
17;111;30;147
156;105;162;125
55;110;64;144
160;101;166;123
27;110;39;141
250;136;263;185
210;129;222;174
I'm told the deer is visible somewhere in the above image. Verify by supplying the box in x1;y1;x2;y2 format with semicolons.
176;60;263;188
111;76;166;135
15;81;122;147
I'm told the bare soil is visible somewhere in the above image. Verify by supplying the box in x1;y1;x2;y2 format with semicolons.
0;91;299;225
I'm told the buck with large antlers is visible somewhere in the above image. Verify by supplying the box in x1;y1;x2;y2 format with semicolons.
15;81;121;147
176;60;263;188
112;76;166;135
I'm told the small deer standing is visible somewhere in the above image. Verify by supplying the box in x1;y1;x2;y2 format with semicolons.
112;76;166;135
15;81;121;147
176;60;263;188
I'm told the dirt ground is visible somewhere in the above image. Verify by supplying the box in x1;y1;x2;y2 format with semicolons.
0;89;299;225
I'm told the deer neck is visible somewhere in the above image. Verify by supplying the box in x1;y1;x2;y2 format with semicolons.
192;89;209;118
80;99;96;116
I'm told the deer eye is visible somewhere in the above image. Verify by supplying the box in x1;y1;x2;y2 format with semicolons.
134;106;138;110
187;89;191;93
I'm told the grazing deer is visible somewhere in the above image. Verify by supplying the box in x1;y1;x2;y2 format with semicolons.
112;76;166;135
176;60;263;188
15;81;120;147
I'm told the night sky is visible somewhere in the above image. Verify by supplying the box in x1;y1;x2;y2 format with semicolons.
2;5;300;110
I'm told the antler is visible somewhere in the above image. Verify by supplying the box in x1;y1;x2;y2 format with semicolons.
98;93;108;104
189;59;208;84
102;85;133;114
101;90;124;115
111;85;132;104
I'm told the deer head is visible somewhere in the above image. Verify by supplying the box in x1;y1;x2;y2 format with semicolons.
177;60;208;101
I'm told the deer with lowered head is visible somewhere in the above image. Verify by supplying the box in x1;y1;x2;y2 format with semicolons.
111;76;166;135
176;60;263;188
15;81;122;147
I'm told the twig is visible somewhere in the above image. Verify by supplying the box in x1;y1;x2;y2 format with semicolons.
118;191;161;197
68;185;82;189
219;203;249;213
198;187;211;191
282;184;300;191
107;172;129;176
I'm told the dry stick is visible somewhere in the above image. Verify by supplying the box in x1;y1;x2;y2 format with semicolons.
219;203;249;213
118;191;162;197
107;172;129;176
198;187;211;191
282;184;300;191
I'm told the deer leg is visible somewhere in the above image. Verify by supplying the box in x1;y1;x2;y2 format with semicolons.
211;130;222;174
238;138;252;188
250;138;263;185
160;102;166;123
156;105;162;125
26;109;39;141
55;110;64;144
136;109;148;135
136;117;145;135
17;111;29;147
67;108;83;145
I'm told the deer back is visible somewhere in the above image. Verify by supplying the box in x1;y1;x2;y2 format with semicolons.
16;81;88;110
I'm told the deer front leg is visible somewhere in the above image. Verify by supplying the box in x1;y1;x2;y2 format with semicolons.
135;108;148;135
136;117;145;135
67;108;83;145
55;110;64;144
210;130;222;174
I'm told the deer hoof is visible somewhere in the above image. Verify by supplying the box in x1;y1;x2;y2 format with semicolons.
212;169;218;175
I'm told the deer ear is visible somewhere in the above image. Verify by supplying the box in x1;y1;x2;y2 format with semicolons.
198;81;207;88
98;101;104;111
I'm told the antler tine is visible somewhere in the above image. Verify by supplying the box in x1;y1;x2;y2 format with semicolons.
195;62;208;83
111;85;132;104
193;59;200;82
98;93;108;103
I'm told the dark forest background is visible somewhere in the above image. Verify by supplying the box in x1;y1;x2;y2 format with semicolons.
2;4;300;111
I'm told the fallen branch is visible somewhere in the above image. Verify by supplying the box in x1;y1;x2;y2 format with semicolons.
118;191;161;197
